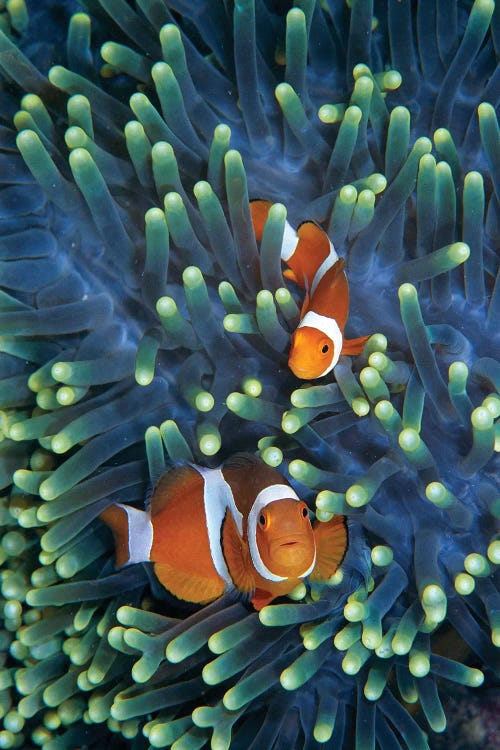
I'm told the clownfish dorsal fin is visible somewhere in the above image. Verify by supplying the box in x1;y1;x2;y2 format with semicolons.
297;220;330;249
250;199;273;243
251;588;276;610
149;465;200;516
153;561;226;605
100;504;130;568
341;334;371;356
309;516;348;582
222;452;262;471
221;508;255;594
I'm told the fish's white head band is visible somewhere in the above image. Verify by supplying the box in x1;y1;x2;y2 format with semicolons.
248;483;310;582
298;310;343;377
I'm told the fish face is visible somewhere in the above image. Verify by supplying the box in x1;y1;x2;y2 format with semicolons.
288;326;336;379
256;499;316;577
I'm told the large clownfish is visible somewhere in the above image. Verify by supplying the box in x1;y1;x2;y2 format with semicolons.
101;454;347;610
250;200;370;379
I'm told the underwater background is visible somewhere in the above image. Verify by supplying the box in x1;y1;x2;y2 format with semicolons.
0;0;498;748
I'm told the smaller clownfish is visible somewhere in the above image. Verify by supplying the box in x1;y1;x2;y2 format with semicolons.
250;200;370;379
100;455;347;610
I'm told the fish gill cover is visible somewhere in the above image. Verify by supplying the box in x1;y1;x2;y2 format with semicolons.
0;0;498;748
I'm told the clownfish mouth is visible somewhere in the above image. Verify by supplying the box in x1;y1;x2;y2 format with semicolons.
280;541;298;547
288;359;324;380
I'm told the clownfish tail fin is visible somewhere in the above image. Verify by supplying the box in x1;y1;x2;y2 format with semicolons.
100;503;153;568
249;199;272;242
100;504;130;567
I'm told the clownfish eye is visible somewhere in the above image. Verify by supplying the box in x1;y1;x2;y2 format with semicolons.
321;343;329;354
259;513;267;528
302;506;308;517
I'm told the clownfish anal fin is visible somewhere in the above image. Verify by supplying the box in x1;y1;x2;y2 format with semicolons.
100;505;130;568
309;516;347;582
221;509;255;594
249;199;273;243
341;334;371;356
154;561;225;605
251;588;276;610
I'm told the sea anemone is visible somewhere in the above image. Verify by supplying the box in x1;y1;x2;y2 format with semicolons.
0;1;498;749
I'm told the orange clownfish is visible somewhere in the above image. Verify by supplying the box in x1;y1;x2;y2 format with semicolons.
100;454;347;610
250;200;370;379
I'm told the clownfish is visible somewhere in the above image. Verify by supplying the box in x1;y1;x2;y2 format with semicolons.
250;200;370;379
100;454;347;610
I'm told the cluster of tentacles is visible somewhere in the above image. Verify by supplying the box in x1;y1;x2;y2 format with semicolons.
0;1;498;749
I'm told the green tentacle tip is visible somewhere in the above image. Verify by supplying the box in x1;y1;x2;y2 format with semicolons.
260;446;283;467
213;123;231;142
398;282;417;301
201;662;221;687
449;361;468;381
364;333;388;354
225;392;244;412
16;128;38;151
398;427;421;452
454;573;475;595
487;539;500;564
343;601;365;622
241;377;262;398
409;652;430;678
464;552;491;577
471;406;494;431
371;546;393;567
447;242;470;264
345;485;369;508
425;482;453;508
421;584;447;622
182;265;203;288
319;103;360;124
38;479;57;501
351;397;369;416
281;411;301;434
339;185;358;204
197;422;221;456
51;362;72;383
279;665;300;691
483;395;500;419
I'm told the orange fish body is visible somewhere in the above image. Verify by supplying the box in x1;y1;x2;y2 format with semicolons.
250;200;369;379
101;455;347;610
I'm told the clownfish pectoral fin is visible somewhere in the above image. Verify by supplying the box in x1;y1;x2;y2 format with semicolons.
250;588;277;611
249;199;273;243
221;509;255;594
341;334;371;356
309;516;348;582
154;561;226;605
283;268;299;284
299;291;310;318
